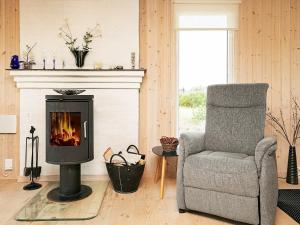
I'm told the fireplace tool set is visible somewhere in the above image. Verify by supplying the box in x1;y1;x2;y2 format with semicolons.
23;126;42;190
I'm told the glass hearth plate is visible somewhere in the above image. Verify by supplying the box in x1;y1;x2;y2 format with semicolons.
15;180;108;221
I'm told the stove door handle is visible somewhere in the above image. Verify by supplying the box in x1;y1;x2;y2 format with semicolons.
84;121;87;139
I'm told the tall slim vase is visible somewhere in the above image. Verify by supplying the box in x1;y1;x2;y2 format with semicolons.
286;146;298;185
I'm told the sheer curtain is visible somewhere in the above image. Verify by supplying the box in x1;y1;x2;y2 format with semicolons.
173;0;240;30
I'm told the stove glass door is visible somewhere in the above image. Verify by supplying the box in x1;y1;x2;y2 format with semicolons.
50;112;81;147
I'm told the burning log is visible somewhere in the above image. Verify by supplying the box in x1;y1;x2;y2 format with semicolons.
50;112;81;146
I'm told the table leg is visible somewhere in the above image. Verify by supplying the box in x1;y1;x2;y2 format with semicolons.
154;157;162;183
160;156;167;199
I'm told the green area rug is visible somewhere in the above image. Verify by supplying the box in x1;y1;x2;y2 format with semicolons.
15;180;108;221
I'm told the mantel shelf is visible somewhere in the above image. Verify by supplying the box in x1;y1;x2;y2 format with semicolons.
7;68;146;71
9;69;145;89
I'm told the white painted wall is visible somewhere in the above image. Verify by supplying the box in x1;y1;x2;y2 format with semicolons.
20;0;139;69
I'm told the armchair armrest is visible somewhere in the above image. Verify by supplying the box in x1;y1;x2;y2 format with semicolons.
255;137;277;175
178;132;205;159
177;132;205;210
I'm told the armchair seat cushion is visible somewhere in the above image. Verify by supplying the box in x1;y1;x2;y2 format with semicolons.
183;151;259;197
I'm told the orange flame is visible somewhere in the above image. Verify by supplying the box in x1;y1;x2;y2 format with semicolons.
51;112;80;146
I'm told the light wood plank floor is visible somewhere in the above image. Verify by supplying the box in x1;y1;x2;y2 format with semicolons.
0;178;298;225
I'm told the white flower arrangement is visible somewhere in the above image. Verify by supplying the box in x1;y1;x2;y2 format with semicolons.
58;19;102;52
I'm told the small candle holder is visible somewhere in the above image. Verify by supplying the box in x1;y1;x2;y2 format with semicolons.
43;59;46;70
131;52;135;69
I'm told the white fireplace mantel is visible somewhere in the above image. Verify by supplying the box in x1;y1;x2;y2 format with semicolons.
9;69;145;178
9;69;145;89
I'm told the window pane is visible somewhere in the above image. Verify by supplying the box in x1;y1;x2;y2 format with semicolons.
178;30;228;134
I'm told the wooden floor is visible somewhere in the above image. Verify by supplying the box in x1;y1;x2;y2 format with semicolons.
0;178;299;225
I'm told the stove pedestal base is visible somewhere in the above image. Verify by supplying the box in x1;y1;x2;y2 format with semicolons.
47;164;92;202
47;184;92;202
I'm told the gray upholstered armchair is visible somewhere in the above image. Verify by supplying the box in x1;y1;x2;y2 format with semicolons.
177;83;278;225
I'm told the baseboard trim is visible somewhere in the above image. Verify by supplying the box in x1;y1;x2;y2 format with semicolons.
278;170;286;179
17;175;109;183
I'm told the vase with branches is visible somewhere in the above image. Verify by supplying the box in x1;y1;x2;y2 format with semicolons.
58;19;102;68
267;97;300;184
22;43;37;69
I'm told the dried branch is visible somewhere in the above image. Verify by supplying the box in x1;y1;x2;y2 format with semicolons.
266;113;292;146
58;19;102;51
293;97;300;111
267;119;291;143
267;97;300;147
23;43;37;64
293;120;300;145
280;109;290;141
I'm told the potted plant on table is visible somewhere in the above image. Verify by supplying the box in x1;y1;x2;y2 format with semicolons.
267;97;300;184
58;19;102;68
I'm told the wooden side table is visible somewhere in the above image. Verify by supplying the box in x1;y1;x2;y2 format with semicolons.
152;146;178;199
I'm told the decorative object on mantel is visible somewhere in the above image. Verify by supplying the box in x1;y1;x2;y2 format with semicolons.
53;89;86;95
10;55;20;69
131;52;135;69
58;19;102;68
52;59;56;70
23;126;42;190
160;136;179;152
94;62;103;70
113;65;124;70
267;97;300;184
22;43;37;69
42;59;46;70
19;61;25;69
72;50;88;68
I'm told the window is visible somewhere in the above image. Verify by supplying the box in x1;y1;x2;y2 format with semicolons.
178;30;230;133
174;2;240;134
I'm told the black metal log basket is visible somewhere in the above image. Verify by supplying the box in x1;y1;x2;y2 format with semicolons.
106;145;145;193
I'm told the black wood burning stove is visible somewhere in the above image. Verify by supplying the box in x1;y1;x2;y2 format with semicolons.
45;95;94;201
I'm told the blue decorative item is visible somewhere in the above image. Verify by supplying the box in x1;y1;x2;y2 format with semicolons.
10;55;20;69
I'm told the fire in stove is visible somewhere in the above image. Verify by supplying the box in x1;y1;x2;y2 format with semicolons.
50;112;81;146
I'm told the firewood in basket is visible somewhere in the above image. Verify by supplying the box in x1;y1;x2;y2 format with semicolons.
103;148;125;164
138;159;146;165
103;147;114;162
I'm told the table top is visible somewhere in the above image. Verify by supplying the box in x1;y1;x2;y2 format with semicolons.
152;146;178;157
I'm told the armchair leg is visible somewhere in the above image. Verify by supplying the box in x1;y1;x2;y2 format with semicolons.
179;209;186;213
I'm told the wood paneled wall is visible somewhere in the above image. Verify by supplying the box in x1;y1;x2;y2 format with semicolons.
140;0;300;178
0;0;20;179
139;0;177;177
235;0;300;176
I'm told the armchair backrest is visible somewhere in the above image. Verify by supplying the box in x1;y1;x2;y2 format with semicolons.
205;83;268;156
